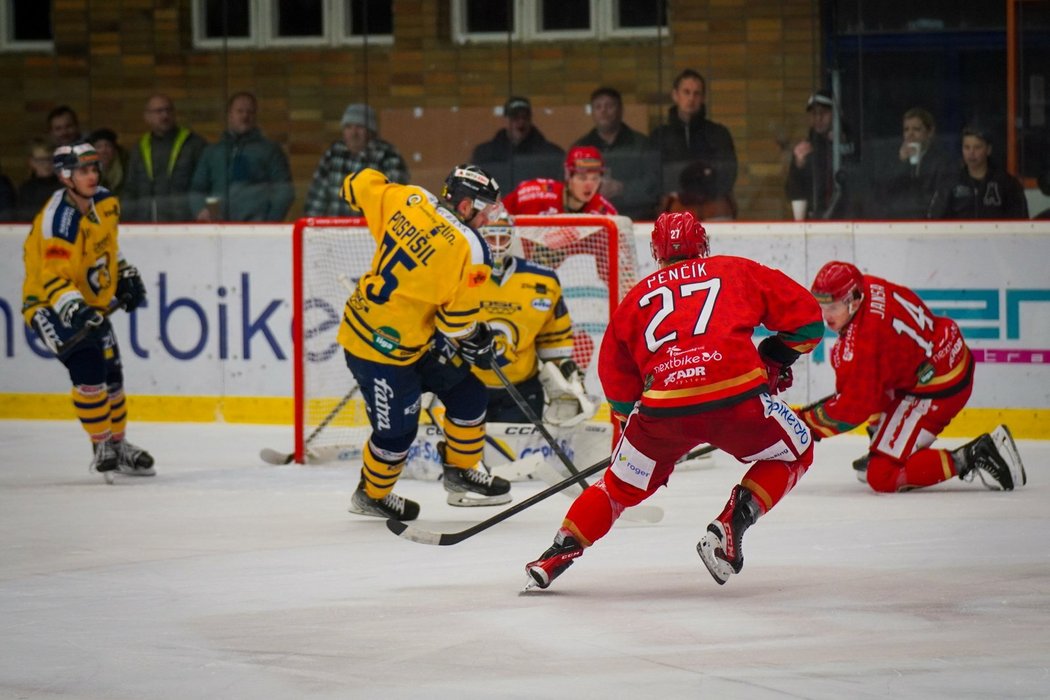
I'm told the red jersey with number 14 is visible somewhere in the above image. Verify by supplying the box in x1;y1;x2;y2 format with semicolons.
803;275;973;438
599;255;824;416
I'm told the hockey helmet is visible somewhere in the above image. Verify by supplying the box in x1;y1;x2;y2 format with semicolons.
565;146;604;175
441;164;501;214
811;261;863;305
650;211;709;264
53;141;101;179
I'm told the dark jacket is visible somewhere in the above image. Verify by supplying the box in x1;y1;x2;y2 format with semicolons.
189;127;294;222
123;126;208;222
573;125;661;221
785;126;858;220
470;127;565;193
15;175;61;222
932;160;1029;220
650;106;737;197
877;141;955;219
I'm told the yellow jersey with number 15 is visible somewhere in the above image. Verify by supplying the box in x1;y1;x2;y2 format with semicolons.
337;168;492;366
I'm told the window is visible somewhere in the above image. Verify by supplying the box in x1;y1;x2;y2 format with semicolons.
452;0;667;44
193;0;392;49
1;0;53;52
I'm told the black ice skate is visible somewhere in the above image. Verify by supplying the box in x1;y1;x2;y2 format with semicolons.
113;439;156;477
438;442;511;507
90;440;119;482
852;453;869;483
348;479;420;521
524;533;583;591
697;484;761;585
955;425;1027;491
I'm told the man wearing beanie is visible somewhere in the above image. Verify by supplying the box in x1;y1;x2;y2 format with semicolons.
304;102;410;216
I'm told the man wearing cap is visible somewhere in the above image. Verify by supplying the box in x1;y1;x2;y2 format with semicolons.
785;89;857;220
572;86;660;221
122;94;208;222
470;96;565;193
304;102;410;216
930;125;1028;219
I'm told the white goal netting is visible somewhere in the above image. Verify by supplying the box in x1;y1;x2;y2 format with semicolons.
292;214;639;473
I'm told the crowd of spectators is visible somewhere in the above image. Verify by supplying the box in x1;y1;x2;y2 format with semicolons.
2;73;1042;224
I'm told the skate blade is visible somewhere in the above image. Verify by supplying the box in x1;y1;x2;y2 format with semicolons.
696;535;731;585
445;491;512;507
522;569;549;592
992;425;1027;488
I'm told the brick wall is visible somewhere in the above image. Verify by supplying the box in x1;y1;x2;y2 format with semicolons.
0;0;822;220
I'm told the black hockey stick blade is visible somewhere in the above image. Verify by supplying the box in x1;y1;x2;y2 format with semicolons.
386;455;613;546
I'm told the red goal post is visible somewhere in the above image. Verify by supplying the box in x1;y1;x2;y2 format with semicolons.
291;214;639;464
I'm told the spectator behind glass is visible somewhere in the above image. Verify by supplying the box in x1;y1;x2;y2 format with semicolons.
572;86;660;221
470;96;565;192
875;108;955;219
0;165;14;220
304;102;410;216
650;69;737;207
189;92;294;222
47;105;82;147
122;94;208;222
87;128;129;197
15;139;62;222
931;125;1029;220
785;90;858;220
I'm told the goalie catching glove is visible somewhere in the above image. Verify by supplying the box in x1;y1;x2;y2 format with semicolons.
538;359;598;427
757;335;800;395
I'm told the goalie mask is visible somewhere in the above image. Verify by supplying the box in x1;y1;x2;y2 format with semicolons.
650;211;709;264
481;210;515;279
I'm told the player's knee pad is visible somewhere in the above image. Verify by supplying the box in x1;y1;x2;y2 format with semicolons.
865;454;905;493
437;371;488;424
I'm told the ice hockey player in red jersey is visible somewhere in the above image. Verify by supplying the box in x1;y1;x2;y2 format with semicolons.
524;211;825;589
501;146;617;216
800;260;1026;493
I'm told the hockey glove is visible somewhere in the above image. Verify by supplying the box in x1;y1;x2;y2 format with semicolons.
458;322;496;369
59;298;103;333
758;336;800;395
116;261;147;311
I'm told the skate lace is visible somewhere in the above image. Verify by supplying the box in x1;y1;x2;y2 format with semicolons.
381;492;408;515
461;467;495;487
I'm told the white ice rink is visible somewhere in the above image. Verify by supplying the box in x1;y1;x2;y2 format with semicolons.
0;420;1047;699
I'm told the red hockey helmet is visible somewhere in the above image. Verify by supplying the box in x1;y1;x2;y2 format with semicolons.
650;211;709;263
811;261;863;304
565;146;604;175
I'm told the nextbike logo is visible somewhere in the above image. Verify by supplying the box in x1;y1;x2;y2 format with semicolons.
1;272;285;361
761;394;810;447
653;351;706;374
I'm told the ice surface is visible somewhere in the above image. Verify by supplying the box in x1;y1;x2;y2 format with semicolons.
1;421;1047;699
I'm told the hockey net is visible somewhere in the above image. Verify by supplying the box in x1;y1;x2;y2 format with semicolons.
292;214;640;467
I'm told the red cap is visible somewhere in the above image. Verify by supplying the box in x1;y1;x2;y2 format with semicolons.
565;146;604;174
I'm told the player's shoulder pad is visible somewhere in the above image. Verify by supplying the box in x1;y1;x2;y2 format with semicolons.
434;205;492;269
42;191;81;243
514;257;562;286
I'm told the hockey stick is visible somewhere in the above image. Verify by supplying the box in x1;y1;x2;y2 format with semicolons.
490;363;665;523
259;383;360;465
387;443;718;546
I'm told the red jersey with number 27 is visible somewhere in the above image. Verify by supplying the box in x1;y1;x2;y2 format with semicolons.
599;255;824;416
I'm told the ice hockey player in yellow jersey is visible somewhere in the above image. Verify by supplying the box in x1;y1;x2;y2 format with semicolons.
470;213;596;428
340;165;513;521
21;141;152;482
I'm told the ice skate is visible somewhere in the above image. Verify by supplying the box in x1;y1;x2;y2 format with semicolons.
524;532;583;591
348;479;420;521
955;426;1026;491
113;439;156;477
697;485;760;585
439;442;511;507
852;453;869;483
90;440;119;483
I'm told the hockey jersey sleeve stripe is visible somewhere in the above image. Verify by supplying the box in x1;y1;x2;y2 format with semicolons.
800;404;857;437
778;321;826;353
